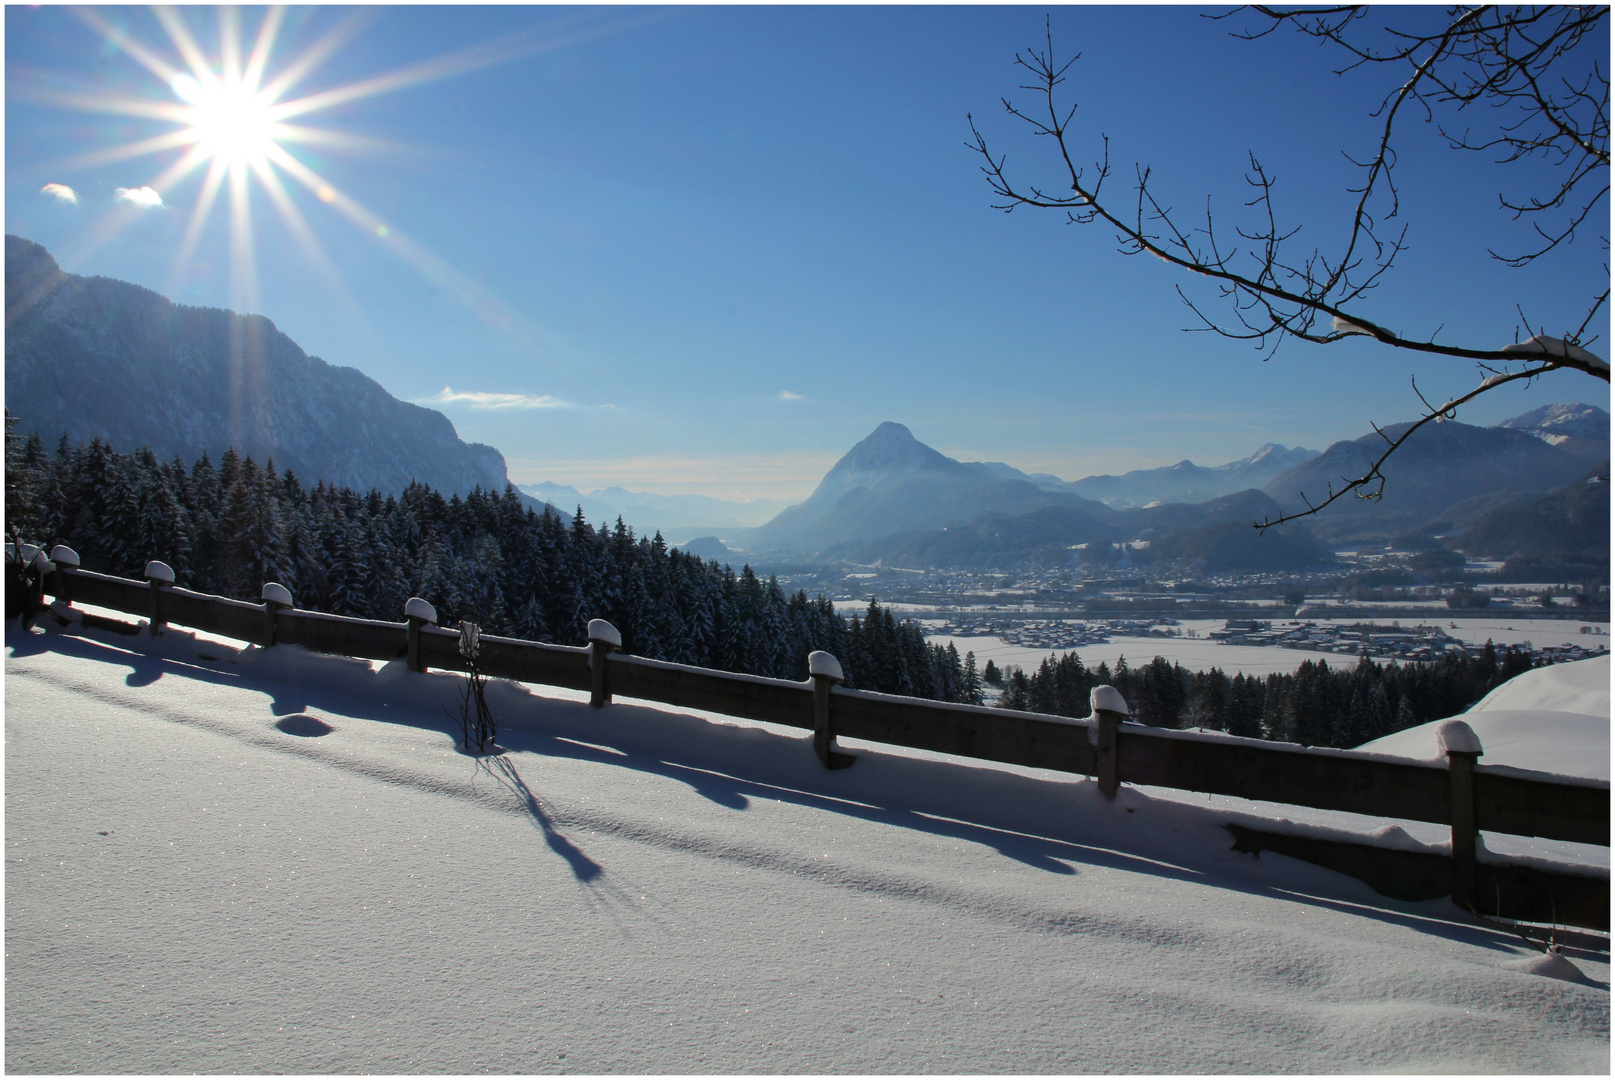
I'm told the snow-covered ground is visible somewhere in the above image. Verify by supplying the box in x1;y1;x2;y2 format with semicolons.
1361;656;1610;781
929;615;1608;679
6;620;1608;1072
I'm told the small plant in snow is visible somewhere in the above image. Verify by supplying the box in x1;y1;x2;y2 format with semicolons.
446;619;498;754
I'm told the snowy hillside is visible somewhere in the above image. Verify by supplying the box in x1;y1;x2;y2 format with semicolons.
6;621;1608;1072
1360;656;1610;781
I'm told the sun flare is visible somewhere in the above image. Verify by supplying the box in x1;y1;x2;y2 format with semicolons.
171;72;280;168
22;6;642;331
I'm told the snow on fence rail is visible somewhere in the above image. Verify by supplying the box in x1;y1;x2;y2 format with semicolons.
23;560;1610;927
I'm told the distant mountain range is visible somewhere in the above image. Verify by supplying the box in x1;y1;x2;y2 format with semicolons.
1065;443;1320;507
1261;415;1600;543
739;412;1606;574
739;422;1328;572
4;236;548;508
517;482;790;544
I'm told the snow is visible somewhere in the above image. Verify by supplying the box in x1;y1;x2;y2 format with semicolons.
403;596;437;624
1434;719;1483;755
261;582;293;607
1503;335;1610;373
1360;656;1610;780
1091;684;1128;715
143;560;175;583
930;616;1609;680
586;618;622;648
6;620;1609;1072
807;649;843;680
931;631;1365;677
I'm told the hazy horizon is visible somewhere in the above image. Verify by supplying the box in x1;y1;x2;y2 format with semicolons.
8;6;1608;504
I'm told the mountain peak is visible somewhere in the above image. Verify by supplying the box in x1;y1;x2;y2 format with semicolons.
1494;402;1610;459
823;421;964;479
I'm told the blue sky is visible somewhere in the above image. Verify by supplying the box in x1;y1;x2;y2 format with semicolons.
7;5;1608;500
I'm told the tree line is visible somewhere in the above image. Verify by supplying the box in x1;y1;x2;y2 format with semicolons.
989;644;1541;749
3;427;983;703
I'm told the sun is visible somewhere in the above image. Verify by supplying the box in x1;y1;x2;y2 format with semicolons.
171;72;281;169
19;6;645;325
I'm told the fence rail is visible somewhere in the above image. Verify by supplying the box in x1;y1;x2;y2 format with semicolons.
22;559;1610;927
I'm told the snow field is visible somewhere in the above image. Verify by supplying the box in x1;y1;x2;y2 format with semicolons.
5;623;1609;1072
928;616;1608;680
1360;655;1610;782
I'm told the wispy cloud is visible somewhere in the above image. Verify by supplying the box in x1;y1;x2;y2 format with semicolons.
40;183;79;204
778;390;804;401
114;186;163;208
419;386;570;410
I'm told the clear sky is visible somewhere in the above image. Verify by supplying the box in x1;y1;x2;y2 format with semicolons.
7;5;1609;500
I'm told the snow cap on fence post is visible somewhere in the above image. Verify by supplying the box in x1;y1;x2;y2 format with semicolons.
1435;719;1483;756
261;582;293;647
48;545;79;605
808;650;844;682
404;596;438;674
588;619;620;709
809;651;854;770
405;597;438;624
1091;685;1129;717
1090;684;1129;801
1437;720;1483;912
144;560;173;635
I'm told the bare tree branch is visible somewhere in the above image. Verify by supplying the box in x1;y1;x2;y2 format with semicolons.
1253;362;1564;529
970;9;1609;526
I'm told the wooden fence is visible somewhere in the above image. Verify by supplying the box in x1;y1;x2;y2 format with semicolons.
22;554;1611;930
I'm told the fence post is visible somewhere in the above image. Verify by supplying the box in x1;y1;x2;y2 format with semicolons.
1438;719;1483;911
588;619;621;708
404;597;438;672
809;651;855;770
144;561;174;634
1091;685;1129;800
49;546;79;606
261;582;293;646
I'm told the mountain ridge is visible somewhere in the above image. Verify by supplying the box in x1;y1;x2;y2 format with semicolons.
4;235;543;507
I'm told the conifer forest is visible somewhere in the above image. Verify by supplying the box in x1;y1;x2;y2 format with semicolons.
3;430;984;703
7;427;1547;744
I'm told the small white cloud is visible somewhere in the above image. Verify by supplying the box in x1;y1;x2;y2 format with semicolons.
40;183;79;204
114;186;164;209
420;386;569;410
778;390;804;401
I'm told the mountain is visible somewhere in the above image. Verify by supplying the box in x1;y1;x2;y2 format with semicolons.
1448;466;1610;582
1067;443;1319;507
518;482;790;542
838;503;1121;569
844;487;1333;573
673;535;735;562
744;422;1105;553
5;236;539;504
971;461;1069;489
1262;418;1591;542
1495;402;1610;460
